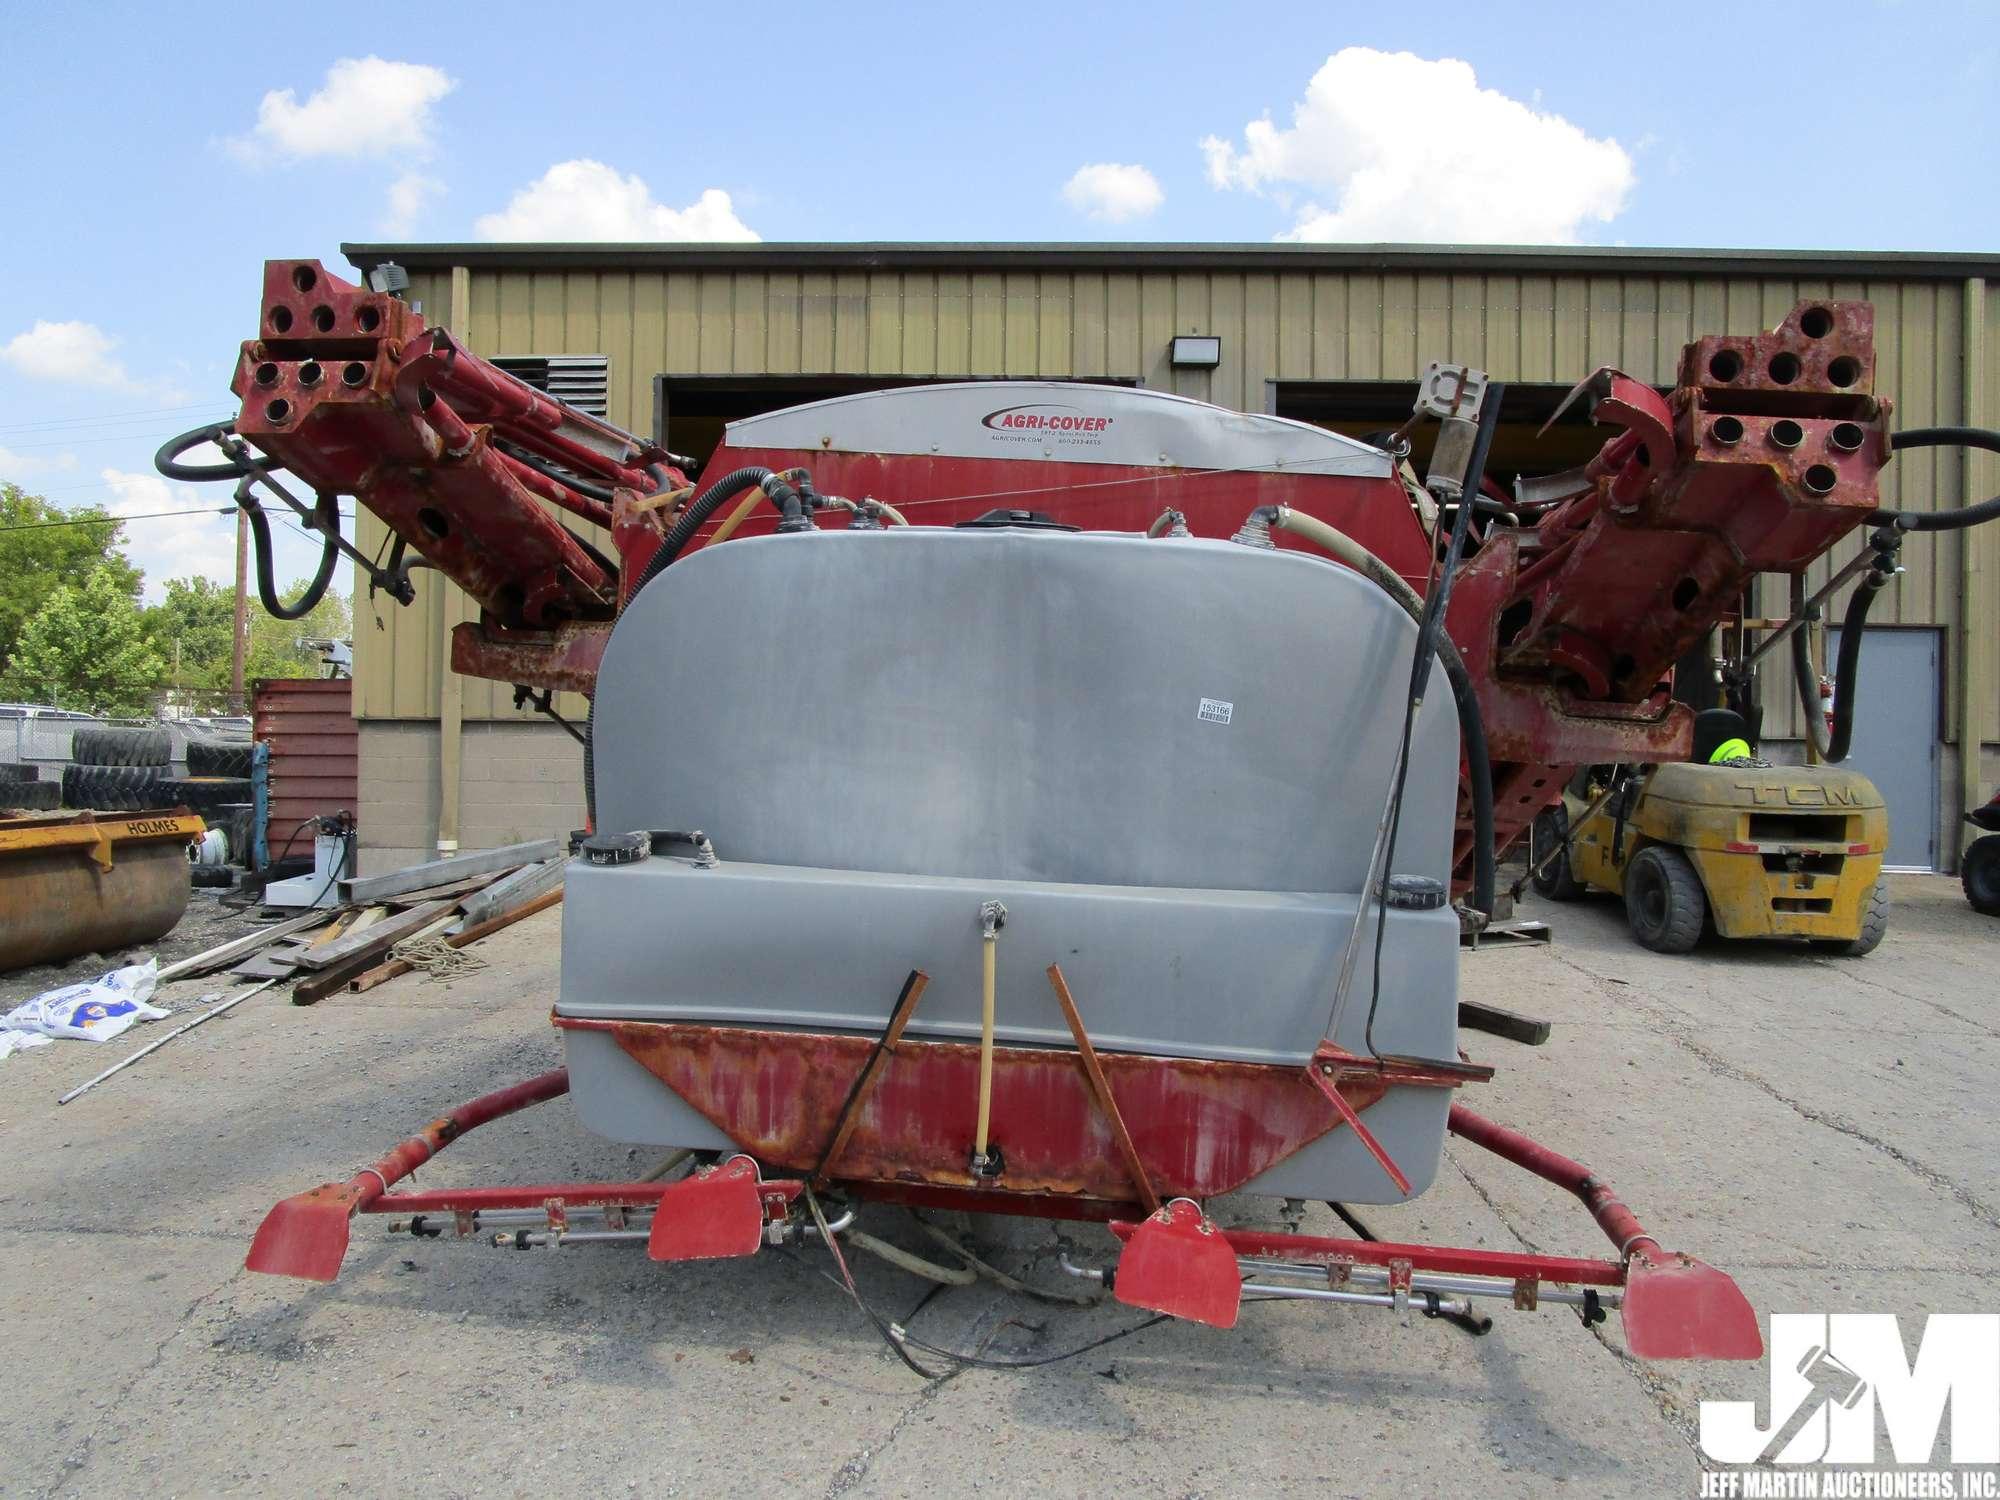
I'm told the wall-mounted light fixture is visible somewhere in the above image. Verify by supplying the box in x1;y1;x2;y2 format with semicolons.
1169;334;1222;368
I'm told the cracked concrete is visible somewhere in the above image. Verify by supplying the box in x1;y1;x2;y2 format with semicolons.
0;873;1992;1497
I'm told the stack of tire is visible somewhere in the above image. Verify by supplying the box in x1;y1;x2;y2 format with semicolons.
61;726;256;826
1;761;61;812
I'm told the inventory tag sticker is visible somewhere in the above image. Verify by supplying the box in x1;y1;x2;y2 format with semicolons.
1197;698;1233;725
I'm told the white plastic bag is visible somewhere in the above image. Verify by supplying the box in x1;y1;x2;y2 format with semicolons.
3;960;167;1042
0;1030;52;1061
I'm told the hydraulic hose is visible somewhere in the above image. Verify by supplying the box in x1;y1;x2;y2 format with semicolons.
243;485;339;619
1790;530;1900;765
1265;506;1497;918
499;441;616;505
629;466;812;598
1876;427;2000;532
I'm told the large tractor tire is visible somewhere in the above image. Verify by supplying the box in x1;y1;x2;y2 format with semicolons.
1963;835;2000;917
1529;805;1587;901
60;763;168;811
71;724;170;767
1623;845;1708;953
1816;878;1891;956
155;776;253;819
0;761;41;784
3;780;61;811
185;736;255;777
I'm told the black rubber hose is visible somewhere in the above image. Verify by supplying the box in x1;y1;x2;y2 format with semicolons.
499;441;616;505
629;466;775;597
241;485;339;620
583;693;598;829
1441;637;1498;917
156;421;254;481
1790;544;1895;765
1875;427;2000;532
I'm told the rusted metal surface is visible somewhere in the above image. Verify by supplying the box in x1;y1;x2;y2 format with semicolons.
230;260;685;653
247;1067;574;1281
813;970;930;1186
251;677;357;854
1044;964;1161;1214
558;1016;1470;1206
0;811;202;972
1442;300;1890;889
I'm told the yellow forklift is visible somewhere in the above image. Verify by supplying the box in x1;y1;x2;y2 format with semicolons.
1529;708;1889;955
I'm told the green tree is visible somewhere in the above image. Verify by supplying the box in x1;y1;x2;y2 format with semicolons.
0;566;166;715
0;482;144;676
246;581;352;681
147;575;235;691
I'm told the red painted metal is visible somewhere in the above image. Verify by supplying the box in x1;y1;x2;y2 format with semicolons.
245;1067;571;1281
557;1015;1462;1207
241;1058;1759;1357
1306;1051;1413;1196
1112;1198;1243;1329
366;1182;698;1214
646;1155;782;1262
250;677;356;855
1448;1104;1652;1256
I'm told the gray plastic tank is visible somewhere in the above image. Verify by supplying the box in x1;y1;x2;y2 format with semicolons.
560;525;1462;1202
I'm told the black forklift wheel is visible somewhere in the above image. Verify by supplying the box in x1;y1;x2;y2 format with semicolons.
1964;835;2000;917
1812;878;1891;956
1529;806;1586;901
1623;846;1707;954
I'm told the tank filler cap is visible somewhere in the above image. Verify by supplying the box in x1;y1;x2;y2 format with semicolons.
954;508;1079;531
582;831;651;866
1384;874;1446;911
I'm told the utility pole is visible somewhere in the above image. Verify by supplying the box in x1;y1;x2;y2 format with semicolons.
231;507;249;713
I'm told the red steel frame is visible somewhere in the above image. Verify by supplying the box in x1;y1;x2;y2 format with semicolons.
245;1062;1759;1360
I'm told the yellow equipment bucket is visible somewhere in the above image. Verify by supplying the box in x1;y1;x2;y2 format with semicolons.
0;810;205;973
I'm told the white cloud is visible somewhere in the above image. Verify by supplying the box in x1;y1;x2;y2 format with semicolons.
0;445;79;481
99;467;238;600
475;160;759;242
1061;163;1164;222
231;56;455;161
381;170;444;235
1201;49;1634;244
0;320;186;401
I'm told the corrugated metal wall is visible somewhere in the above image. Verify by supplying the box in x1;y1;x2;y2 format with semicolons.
252;677;358;851
354;259;1997;753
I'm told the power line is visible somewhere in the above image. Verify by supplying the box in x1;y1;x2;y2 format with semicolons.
0;504;353;535
0;401;236;435
1;419;238;452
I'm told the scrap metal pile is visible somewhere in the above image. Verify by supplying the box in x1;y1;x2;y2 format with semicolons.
145;257;2000;1369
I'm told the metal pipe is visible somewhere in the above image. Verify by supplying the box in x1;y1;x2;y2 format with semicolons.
57;976;283;1106
973;901;1005;1165
1743;548;1884;666
1235;1257;1620;1309
1448;1105;1656;1259
1240;1282;1475;1316
1059;1252;1106;1283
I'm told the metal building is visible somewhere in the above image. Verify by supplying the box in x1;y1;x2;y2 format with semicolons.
336;242;1999;875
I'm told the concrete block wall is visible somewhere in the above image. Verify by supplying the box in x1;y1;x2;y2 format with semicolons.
357;720;585;875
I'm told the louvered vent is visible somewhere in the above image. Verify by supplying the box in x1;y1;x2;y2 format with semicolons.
491;355;610;417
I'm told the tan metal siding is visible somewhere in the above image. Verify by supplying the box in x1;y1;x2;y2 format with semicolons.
354;263;1995;750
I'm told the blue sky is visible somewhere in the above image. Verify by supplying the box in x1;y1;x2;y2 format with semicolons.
1;1;1992;597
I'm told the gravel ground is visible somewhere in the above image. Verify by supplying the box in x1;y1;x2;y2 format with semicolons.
0;889;287;1013
0;874;1993;1497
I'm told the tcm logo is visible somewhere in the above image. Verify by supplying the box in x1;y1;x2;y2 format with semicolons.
1700;1314;2000;1467
980;403;1112;434
1732;782;1868;808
